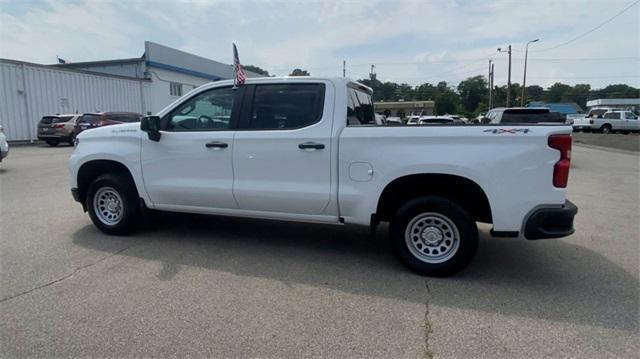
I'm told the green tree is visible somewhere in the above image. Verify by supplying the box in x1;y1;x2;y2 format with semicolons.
416;83;438;100
568;84;591;110
457;75;488;113
545;82;572;102
435;92;459;115
397;83;416;101
524;85;544;103
289;68;310;76
243;65;270;76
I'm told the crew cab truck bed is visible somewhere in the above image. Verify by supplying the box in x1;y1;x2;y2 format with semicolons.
69;77;577;276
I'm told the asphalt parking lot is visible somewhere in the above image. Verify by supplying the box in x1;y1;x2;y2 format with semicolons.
1;144;638;358
573;132;639;153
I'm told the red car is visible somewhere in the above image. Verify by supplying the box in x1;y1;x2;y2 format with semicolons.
73;112;142;138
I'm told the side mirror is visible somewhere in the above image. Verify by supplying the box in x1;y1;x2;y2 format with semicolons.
141;116;161;142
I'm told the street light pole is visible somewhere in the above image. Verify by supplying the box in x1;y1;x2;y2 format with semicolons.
497;45;512;107
521;39;539;107
488;59;492;110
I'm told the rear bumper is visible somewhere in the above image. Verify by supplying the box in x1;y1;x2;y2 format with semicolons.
38;134;72;141
524;200;578;240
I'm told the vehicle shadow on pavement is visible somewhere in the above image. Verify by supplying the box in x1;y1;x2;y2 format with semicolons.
72;213;638;333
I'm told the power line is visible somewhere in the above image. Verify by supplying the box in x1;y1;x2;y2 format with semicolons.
528;74;640;79
517;0;640;53
267;56;639;73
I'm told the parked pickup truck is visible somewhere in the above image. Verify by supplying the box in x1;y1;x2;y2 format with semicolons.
69;77;577;276
591;110;640;134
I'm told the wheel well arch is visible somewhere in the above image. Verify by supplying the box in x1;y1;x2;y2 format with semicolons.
76;160;138;206
375;174;492;223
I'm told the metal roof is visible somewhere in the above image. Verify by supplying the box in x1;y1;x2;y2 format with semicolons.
586;98;640;107
527;102;584;114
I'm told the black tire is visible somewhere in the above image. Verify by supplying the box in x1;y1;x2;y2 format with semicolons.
69;134;76;146
601;124;612;134
390;196;478;277
46;140;59;146
85;173;140;235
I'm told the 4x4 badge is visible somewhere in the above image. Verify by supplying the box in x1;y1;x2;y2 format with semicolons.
483;128;530;134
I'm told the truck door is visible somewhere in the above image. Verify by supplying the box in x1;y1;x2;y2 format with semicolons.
141;86;242;209
232;82;334;215
624;111;639;131
603;111;622;130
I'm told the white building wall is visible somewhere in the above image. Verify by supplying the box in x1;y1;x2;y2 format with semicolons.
0;60;145;141
145;66;214;114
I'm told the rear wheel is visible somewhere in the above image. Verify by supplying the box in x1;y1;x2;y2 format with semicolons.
601;124;612;134
86;173;140;235
390;196;478;277
46;140;59;146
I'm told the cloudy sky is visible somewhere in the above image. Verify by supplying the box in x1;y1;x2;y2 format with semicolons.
1;0;638;89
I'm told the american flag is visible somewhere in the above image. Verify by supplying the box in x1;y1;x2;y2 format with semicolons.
233;43;247;86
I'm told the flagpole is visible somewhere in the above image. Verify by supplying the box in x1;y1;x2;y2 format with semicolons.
232;44;237;90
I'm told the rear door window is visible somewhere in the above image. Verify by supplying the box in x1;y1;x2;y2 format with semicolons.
603;112;620;119
247;84;325;130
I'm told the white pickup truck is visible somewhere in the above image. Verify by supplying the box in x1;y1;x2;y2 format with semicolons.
591;110;640;134
69;77;577;276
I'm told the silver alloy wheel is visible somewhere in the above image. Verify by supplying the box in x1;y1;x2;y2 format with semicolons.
405;212;460;264
93;187;124;226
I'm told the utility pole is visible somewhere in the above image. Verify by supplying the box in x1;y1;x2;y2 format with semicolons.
488;60;493;110
342;60;346;78
370;64;376;81
497;45;512;107
521;39;539;106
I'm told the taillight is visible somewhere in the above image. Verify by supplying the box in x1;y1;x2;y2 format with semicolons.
52;123;65;128
548;134;572;188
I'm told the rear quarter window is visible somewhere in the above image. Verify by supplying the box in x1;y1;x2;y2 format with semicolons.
346;87;375;126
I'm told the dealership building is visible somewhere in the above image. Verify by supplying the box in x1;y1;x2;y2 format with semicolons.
0;41;262;141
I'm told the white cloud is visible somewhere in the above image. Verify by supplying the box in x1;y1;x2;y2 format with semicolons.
0;0;638;88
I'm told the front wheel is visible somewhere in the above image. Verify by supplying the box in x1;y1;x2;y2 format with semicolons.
86;173;140;235
390;196;478;277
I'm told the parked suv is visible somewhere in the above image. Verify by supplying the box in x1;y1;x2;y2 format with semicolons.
73;112;142;138
37;114;81;146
